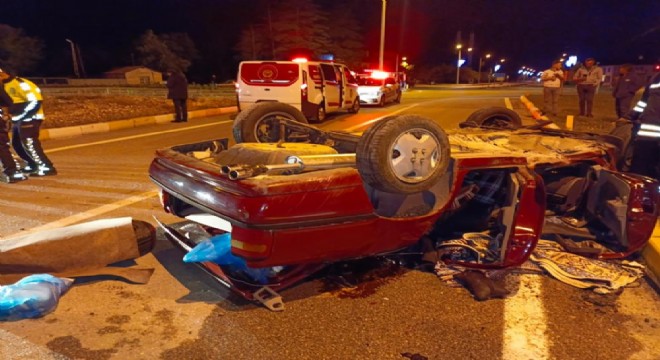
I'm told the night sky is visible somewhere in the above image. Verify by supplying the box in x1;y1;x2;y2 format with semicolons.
2;0;658;82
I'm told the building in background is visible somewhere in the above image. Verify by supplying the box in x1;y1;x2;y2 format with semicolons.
104;66;163;85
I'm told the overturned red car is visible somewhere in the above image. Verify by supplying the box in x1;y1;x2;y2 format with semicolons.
149;103;658;310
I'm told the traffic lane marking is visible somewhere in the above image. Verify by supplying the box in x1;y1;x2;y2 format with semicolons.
3;190;159;239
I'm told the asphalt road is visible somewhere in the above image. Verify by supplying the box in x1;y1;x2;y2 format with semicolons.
1;87;658;360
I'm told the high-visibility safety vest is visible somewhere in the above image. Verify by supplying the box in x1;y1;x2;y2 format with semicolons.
3;77;45;121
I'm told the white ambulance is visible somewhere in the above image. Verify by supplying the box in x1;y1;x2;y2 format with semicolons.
235;59;360;122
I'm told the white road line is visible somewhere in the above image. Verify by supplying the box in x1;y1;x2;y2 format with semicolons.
504;97;513;109
46;120;233;153
344;103;420;132
4;190;159;238
503;274;549;359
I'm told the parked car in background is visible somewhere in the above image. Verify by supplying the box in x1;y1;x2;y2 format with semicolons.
235;59;360;122
357;70;402;107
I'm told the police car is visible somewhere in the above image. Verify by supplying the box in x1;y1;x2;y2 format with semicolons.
357;70;402;107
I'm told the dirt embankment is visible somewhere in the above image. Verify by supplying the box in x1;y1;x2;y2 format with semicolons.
42;95;237;129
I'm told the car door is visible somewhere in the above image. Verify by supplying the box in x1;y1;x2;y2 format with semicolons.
585;168;658;255
383;77;398;103
340;66;359;109
320;63;341;112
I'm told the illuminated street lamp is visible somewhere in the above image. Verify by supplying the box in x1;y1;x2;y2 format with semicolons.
455;44;462;84
478;53;491;84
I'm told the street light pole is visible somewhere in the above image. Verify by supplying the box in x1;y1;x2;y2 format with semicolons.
379;0;387;70
478;53;491;84
455;44;462;84
65;39;80;78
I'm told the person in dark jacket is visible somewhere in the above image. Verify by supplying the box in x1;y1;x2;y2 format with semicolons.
612;64;641;118
166;70;188;123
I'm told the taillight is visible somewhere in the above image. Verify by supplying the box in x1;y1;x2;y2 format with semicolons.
159;190;172;213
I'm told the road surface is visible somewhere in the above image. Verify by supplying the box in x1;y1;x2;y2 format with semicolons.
1;87;658;360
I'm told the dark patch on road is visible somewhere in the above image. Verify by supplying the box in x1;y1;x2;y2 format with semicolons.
106;314;131;325
152;308;177;340
97;326;124;335
319;259;408;299
541;278;642;360
47;335;116;360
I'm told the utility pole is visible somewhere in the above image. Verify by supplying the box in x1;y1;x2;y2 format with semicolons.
379;0;387;70
455;44;462;84
65;39;80;78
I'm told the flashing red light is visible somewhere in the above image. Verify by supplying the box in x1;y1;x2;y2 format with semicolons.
292;57;308;63
370;70;390;80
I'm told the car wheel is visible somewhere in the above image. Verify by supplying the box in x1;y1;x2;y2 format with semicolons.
233;102;308;143
356;115;450;194
316;105;327;122
463;107;522;129
394;91;402;104
348;98;360;113
378;95;385;107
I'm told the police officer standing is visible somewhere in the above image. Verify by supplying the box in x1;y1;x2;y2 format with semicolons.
0;69;57;176
625;71;660;179
0;84;27;183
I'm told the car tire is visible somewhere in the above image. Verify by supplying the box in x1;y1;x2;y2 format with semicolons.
356;115;450;194
394;91;402;104
463;106;522;129
348;98;360;113
378;95;385;107
315;105;327;122
233;102;308;143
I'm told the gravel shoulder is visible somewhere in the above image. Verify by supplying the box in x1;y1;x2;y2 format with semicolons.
42;95;237;129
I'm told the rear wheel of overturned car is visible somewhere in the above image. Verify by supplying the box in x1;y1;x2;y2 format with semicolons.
233;102;309;143
464;106;522;129
356;115;451;194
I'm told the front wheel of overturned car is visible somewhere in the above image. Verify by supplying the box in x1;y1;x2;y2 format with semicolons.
462;106;522;129
356;115;451;194
232;102;308;143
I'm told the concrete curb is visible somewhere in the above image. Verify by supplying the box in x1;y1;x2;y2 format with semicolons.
40;106;238;140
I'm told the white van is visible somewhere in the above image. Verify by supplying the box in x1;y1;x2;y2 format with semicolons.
235;60;360;122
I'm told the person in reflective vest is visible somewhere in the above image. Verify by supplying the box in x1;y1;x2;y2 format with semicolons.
0;69;56;176
0;106;27;183
624;72;660;179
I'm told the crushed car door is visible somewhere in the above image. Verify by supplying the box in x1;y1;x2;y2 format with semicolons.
585;167;658;254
